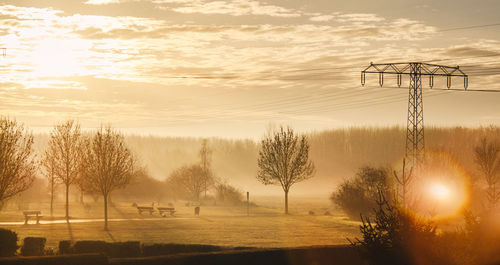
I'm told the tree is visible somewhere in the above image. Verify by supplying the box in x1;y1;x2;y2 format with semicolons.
199;139;214;198
114;167;167;202
331;166;392;219
167;164;204;202
47;120;82;220
215;181;244;205
41;146;58;217
0;117;36;206
81;126;134;230
393;159;413;208
474;137;500;208
257;126;315;214
351;193;438;265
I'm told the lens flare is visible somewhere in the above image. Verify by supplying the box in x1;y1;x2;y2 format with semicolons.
429;183;451;201
394;151;471;220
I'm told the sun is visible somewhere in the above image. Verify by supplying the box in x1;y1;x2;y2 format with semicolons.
30;39;85;77
429;183;451;201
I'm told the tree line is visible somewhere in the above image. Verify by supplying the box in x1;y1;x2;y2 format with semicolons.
0;118;135;231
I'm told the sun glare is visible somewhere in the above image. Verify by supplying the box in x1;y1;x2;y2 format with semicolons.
429;183;451;201
31;39;85;77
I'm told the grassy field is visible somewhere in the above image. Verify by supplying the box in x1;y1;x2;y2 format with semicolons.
0;196;360;250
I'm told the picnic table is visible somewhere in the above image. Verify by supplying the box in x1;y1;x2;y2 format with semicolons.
136;206;154;215
157;207;176;217
23;210;43;224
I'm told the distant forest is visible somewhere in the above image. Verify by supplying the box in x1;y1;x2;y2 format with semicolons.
30;126;499;197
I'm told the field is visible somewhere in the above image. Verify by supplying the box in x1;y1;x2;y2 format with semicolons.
0;196;360;250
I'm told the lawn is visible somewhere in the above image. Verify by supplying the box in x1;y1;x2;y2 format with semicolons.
0;196;360;250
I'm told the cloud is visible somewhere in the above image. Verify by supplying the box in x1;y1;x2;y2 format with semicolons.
84;0;121;4
336;13;385;23
2;2;498;136
443;45;500;58
0;5;61;20
309;15;334;22
168;0;302;17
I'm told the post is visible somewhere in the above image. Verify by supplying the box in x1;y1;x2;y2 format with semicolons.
246;192;249;216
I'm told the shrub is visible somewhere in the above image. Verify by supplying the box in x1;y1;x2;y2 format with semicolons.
350;194;444;265
58;240;72;255
106;241;141;257
21;237;46;256
215;183;244;205
142;243;223;256
331;166;392;219
72;241;107;254
0;228;18;256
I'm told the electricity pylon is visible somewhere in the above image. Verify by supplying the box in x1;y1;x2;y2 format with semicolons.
361;62;468;167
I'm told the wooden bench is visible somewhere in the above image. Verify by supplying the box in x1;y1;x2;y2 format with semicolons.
23;210;43;224
137;206;154;215
157;207;176;217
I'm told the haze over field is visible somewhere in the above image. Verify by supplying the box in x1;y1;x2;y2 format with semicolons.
2;2;500;264
0;0;500;138
27;126;500;197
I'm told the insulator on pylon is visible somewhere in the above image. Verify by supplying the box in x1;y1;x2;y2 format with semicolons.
429;76;434;88
464;76;468;90
379;73;384;87
397;74;402;87
361;72;366;86
446;75;451;89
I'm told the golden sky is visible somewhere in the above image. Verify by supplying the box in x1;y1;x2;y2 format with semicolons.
1;0;499;138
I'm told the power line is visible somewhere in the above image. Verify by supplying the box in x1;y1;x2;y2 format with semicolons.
439;22;500;32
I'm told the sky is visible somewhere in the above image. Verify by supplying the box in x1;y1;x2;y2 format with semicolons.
0;0;499;138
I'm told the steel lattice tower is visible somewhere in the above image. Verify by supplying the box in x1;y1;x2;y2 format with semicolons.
361;62;468;167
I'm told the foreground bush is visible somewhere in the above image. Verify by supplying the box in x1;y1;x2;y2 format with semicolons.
106;241;141;257
331;166;392;219
73;241;107;254
0;228;18;257
142;243;223;256
21;237;46;256
350;194;457;265
58;240;72;255
0;253;107;265
62;240;141;257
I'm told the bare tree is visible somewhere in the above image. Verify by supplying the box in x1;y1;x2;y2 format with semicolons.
81;126;134;230
42;145;58;217
257;126;315;214
393;158;413;208
0;117;36;207
47;120;82;220
167;164;204;202
199;139;214;198
474;137;500;208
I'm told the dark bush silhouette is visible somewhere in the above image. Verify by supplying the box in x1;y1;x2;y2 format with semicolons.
331;166;392;219
141;243;223;256
0;253;107;265
0;228;18;257
58;240;72;255
109;246;361;265
72;241;107;254
350;194;449;265
21;237;46;256
106;241;141;258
